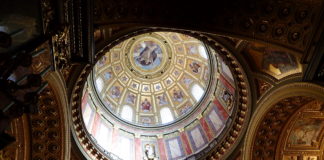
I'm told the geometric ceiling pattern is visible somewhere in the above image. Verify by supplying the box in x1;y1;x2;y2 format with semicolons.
79;32;240;160
3;0;324;160
93;32;211;126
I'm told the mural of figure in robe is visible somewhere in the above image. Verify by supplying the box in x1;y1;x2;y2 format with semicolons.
126;93;136;105
182;76;193;88
173;89;184;102
246;42;298;76
133;41;162;70
221;89;233;110
143;144;157;160
110;86;121;98
262;48;297;74
157;94;168;105
288;119;324;146
141;98;152;112
189;61;201;73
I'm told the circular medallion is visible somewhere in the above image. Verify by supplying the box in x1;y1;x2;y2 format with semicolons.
133;41;163;71
124;33;171;79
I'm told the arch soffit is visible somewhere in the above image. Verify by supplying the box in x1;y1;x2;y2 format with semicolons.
44;71;71;160
243;82;324;160
275;99;324;159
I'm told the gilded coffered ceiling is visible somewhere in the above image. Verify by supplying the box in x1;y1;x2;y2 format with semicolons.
2;0;324;160
92;32;213;126
75;31;250;160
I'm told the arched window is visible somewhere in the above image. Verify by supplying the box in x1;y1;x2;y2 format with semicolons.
95;122;111;150
116;136;133;160
198;45;208;59
191;84;204;102
95;77;104;92
160;107;174;124
221;61;234;80
82;103;94;130
121;105;133;122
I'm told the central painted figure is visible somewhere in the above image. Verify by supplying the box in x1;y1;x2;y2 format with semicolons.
133;41;163;70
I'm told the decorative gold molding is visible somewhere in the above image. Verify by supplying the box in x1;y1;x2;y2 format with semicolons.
0;115;31;160
256;78;272;99
243;82;324;160
27;71;70;160
45;71;71;160
275;99;324;160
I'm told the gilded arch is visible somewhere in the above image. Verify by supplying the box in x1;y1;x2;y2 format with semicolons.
243;82;324;160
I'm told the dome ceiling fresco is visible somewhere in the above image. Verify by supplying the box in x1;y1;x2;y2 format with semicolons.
93;32;211;126
81;32;238;160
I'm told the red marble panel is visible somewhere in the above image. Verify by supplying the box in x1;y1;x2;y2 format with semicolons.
200;118;213;141
180;132;192;155
213;99;229;119
219;75;235;94
158;138;167;160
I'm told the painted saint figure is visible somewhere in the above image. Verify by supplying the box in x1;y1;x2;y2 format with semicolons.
110;86;121;98
288;119;324;146
189;62;201;73
247;43;298;75
104;71;112;80
183;77;193;87
262;48;297;74
144;144;157;160
173;89;184;102
137;44;158;66
126;93;136;104
157;94;168;105
133;41;163;70
222;89;233;110
141;98;152;112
